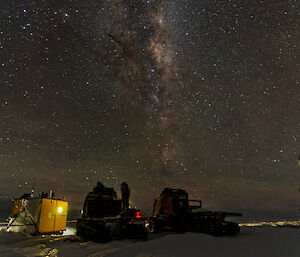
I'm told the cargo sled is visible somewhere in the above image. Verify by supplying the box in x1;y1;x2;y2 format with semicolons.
149;188;241;236
76;182;148;242
7;191;68;235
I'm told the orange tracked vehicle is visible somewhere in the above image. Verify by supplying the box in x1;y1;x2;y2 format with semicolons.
149;188;241;236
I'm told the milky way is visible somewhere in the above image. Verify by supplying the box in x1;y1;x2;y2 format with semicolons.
0;0;299;214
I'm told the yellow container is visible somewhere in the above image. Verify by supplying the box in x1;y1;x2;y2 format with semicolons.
9;197;68;234
38;198;68;234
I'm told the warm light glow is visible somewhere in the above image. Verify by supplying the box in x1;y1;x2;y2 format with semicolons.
239;220;300;227
57;207;63;213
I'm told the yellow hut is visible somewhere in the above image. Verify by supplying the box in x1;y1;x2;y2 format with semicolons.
7;192;68;235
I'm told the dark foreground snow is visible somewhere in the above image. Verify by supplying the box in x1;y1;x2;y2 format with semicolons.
0;226;299;257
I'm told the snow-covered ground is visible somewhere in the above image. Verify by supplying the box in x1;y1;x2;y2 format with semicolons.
0;226;300;257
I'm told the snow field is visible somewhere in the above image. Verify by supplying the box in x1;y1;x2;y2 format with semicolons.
1;226;300;257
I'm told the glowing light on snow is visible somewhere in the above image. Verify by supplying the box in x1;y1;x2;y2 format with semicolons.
63;226;76;235
239;220;300;227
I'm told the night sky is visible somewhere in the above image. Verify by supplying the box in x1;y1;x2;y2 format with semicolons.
0;0;299;214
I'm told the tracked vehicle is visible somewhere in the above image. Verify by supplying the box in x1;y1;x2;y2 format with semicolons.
76;182;148;242
149;188;241;236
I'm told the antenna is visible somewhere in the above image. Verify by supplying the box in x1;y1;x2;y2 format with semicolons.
32;170;40;195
